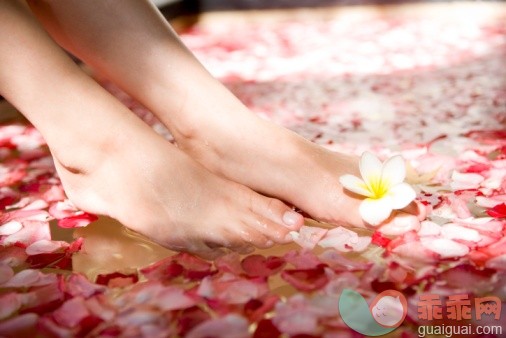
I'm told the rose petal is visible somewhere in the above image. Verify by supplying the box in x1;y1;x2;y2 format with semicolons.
25;239;68;255
441;223;481;242
0;293;22;320
53;297;91;328
487;203;506;218
319;250;371;271
186;314;249;338
290;225;328;250
418;220;442;237
450;171;484;190
0;313;38;337
281;265;329;292
155;288;196;311
420;238;470;258
283;250;322;270
64;274;106;298
359;196;393;225
0;220;22;236
178;306;212;337
58;213;98;228
241;255;286;277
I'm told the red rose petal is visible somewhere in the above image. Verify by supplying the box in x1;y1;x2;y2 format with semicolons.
177;306;212;337
140;256;184;282
174;252;215;280
57;213;98;228
241;254;286;277
253;319;282;338
371;231;392;247
281;265;329;292
244;294;279;322
95;272;138;287
487;203;506;218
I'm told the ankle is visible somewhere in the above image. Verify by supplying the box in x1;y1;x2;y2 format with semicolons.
48;122;128;176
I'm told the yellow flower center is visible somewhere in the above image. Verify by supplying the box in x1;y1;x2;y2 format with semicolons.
367;176;390;199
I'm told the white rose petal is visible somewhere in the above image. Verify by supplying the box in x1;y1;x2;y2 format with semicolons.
420;238;470;258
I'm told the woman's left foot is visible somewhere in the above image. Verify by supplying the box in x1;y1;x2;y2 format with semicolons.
155;81;421;229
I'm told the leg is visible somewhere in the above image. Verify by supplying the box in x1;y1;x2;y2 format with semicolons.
28;0;422;228
0;1;303;258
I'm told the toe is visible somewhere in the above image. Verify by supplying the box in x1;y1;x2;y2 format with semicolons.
236;225;275;249
246;214;294;245
250;196;304;231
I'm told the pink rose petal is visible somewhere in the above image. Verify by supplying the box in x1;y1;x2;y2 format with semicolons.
0;293;22;320
0;313;38;337
186;314;250;338
440;223;481;242
53;297;91;328
420;237;470;258
450;171;484;190
64;274;106;298
0;220;22;236
318;226;372;252
289;225;328;250
25;239;68;255
283;250;323;270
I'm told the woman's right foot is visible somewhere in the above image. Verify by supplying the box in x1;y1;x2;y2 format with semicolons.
0;2;303;259
52;118;304;259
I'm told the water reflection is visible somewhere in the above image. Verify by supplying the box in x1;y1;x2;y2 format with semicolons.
72;216;173;280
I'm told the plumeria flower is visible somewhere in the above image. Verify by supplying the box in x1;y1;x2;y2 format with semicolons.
339;152;416;226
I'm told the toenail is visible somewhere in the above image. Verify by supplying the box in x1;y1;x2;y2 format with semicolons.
282;210;302;227
284;233;294;242
265;240;274;247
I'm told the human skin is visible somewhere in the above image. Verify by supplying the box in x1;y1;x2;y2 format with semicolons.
27;0;422;229
0;0;305;259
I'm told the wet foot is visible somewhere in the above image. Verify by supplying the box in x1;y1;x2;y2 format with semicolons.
53;113;304;259
153;80;421;229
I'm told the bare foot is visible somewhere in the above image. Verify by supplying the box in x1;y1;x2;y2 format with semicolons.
53;117;304;259
152;82;421;229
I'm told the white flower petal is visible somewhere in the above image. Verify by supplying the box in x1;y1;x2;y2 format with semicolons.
359;152;383;189
339;175;373;197
359;197;393;226
388;183;416;209
381;155;406;187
